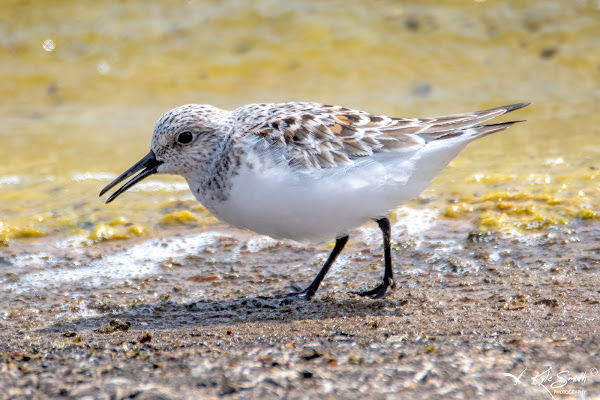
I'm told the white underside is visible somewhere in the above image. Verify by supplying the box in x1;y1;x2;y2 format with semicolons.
191;135;476;242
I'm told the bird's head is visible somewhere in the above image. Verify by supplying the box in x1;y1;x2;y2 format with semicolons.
99;104;229;203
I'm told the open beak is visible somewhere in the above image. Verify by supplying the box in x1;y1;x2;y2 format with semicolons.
99;150;163;204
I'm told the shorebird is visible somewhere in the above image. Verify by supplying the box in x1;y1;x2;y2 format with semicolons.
100;102;529;299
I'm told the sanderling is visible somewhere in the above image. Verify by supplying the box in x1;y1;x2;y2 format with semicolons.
100;102;529;299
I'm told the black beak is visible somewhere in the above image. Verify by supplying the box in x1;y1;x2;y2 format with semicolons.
99;150;163;204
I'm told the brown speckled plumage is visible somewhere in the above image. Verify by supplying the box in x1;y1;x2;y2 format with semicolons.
230;102;528;170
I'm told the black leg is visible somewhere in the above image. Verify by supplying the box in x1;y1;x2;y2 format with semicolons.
288;235;349;299
352;217;394;299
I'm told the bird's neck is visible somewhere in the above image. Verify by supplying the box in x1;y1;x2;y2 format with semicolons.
185;135;238;209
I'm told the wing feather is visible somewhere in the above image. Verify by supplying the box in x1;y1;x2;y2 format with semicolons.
232;102;529;170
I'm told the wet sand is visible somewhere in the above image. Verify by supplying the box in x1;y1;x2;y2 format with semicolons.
2;221;599;399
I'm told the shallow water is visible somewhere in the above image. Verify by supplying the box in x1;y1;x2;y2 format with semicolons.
1;1;599;325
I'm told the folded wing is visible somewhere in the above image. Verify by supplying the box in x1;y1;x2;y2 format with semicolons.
235;102;529;170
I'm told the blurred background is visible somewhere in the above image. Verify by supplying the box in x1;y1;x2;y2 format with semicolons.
1;0;599;247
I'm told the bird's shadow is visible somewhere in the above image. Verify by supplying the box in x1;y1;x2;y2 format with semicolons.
39;294;407;334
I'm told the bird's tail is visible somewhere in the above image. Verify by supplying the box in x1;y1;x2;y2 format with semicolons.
418;102;530;143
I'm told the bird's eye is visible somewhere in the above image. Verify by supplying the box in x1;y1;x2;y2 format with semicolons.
177;131;194;145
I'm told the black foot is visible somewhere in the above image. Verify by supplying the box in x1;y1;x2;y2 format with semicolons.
351;278;394;299
271;235;349;301
283;283;317;300
289;283;305;292
261;284;314;301
351;217;395;299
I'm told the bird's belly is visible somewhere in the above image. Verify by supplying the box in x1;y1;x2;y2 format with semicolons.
206;159;424;242
219;189;375;242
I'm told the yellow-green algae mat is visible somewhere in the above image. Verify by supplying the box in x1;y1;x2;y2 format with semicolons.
0;0;598;248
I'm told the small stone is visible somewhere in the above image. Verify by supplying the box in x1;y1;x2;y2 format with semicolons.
300;348;322;360
535;298;558;307
97;319;131;334
139;332;152;343
301;370;313;379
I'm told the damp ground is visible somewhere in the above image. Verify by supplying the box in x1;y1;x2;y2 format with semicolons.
2;218;599;398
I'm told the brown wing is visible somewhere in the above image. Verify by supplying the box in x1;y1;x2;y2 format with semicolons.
235;102;529;169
